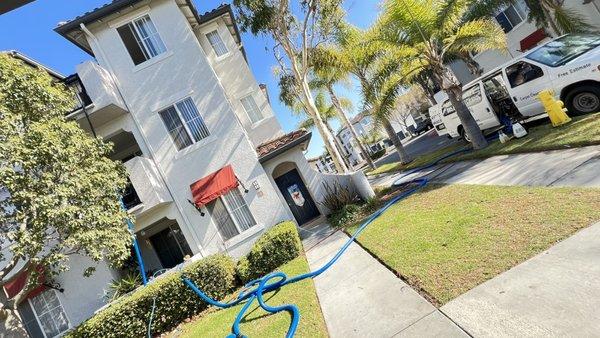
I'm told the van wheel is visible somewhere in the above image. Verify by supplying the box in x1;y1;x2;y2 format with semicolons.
565;85;600;115
458;126;471;143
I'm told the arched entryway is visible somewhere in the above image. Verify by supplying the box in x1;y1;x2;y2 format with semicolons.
272;162;320;226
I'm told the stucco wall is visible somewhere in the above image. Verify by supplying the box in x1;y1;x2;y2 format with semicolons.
262;146;375;220
196;17;284;147
82;0;289;258
54;256;117;327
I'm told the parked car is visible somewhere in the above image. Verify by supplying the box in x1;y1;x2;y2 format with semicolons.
440;33;600;140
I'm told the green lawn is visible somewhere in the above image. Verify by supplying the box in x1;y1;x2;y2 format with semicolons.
171;256;327;338
368;112;600;176
346;184;600;305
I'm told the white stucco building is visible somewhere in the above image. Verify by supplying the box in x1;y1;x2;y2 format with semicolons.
336;112;386;166
1;1;374;336
308;154;337;174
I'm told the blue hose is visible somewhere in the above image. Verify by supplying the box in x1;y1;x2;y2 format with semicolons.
181;141;493;337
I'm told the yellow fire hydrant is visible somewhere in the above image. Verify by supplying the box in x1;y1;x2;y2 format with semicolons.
538;89;571;127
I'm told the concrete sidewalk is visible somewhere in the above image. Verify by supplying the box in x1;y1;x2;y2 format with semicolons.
302;226;468;337
372;145;600;188
441;221;600;337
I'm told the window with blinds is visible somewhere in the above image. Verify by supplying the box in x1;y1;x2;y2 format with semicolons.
117;15;166;65
158;97;210;151
207;188;256;241
240;94;264;124
206;30;229;57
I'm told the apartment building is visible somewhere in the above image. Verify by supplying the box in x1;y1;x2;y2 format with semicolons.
2;1;374;336
337;112;386;166
308;154;337;174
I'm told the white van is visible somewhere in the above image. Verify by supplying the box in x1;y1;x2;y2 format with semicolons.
441;33;600;140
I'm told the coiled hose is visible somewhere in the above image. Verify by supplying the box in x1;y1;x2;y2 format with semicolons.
182;146;475;338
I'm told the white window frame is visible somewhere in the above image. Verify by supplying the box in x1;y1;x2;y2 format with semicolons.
159;97;210;151
28;289;70;338
206;29;230;59
117;13;167;66
240;94;265;125
210;188;256;242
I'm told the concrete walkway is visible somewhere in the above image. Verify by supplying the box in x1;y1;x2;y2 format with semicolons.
371;145;600;188
441;221;600;337
301;224;468;337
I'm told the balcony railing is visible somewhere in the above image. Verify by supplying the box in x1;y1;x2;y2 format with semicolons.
63;74;92;114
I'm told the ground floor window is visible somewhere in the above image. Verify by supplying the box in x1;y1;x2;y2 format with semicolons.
208;188;256;241
28;290;70;338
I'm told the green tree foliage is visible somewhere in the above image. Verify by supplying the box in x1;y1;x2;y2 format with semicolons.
0;54;132;333
375;0;509;149
524;0;594;35
234;0;350;173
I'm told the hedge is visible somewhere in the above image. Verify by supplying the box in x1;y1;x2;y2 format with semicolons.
67;254;236;338
236;221;302;284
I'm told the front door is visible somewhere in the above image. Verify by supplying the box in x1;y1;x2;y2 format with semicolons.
275;169;320;225
149;226;190;269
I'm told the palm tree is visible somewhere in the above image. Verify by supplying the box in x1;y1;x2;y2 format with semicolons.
375;0;508;149
311;51;377;170
316;24;413;164
524;0;593;36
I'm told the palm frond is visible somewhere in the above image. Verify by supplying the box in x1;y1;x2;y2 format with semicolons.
552;4;594;33
443;18;507;56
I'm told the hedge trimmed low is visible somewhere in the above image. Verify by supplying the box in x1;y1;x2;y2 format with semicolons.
67;254;235;338
236;221;302;284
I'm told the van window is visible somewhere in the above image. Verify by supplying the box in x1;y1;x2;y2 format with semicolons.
526;34;600;67
506;61;544;88
442;85;481;116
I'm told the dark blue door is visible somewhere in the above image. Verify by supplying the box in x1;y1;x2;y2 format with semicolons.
275;169;320;225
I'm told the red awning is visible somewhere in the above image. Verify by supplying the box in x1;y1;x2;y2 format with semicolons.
3;266;46;302
190;165;239;207
520;29;547;52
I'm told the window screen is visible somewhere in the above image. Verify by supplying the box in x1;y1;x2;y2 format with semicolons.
240;95;264;124
206;30;229;57
159;98;209;151
208;189;256;241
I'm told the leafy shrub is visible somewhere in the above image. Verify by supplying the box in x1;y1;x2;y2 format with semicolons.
319;180;359;212
236;221;302;284
67;254;235;338
370;149;386;160
329;204;360;228
364;196;382;213
104;272;142;302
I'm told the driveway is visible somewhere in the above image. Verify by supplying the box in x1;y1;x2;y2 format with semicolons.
372;145;600;188
375;130;461;167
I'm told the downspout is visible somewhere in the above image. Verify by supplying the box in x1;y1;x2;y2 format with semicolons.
78;23;206;258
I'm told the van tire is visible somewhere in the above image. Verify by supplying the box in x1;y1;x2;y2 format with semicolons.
458;126;471;143
564;85;600;115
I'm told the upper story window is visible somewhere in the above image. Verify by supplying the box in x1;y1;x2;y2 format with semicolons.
117;15;166;65
240;94;264;124
495;0;528;33
158;97;210;151
206;30;228;57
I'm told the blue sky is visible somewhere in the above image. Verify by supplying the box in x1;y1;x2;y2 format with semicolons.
0;0;381;157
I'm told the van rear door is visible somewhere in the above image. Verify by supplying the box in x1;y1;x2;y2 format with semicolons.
462;83;499;129
503;60;551;116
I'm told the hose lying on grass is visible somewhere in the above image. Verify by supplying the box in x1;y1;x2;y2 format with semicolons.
181;146;475;338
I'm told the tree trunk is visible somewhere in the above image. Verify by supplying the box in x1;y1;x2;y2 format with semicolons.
435;66;488;149
0;308;28;337
461;53;483;77
415;76;437;106
541;0;562;36
299;80;348;173
327;86;376;170
382;118;412;165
